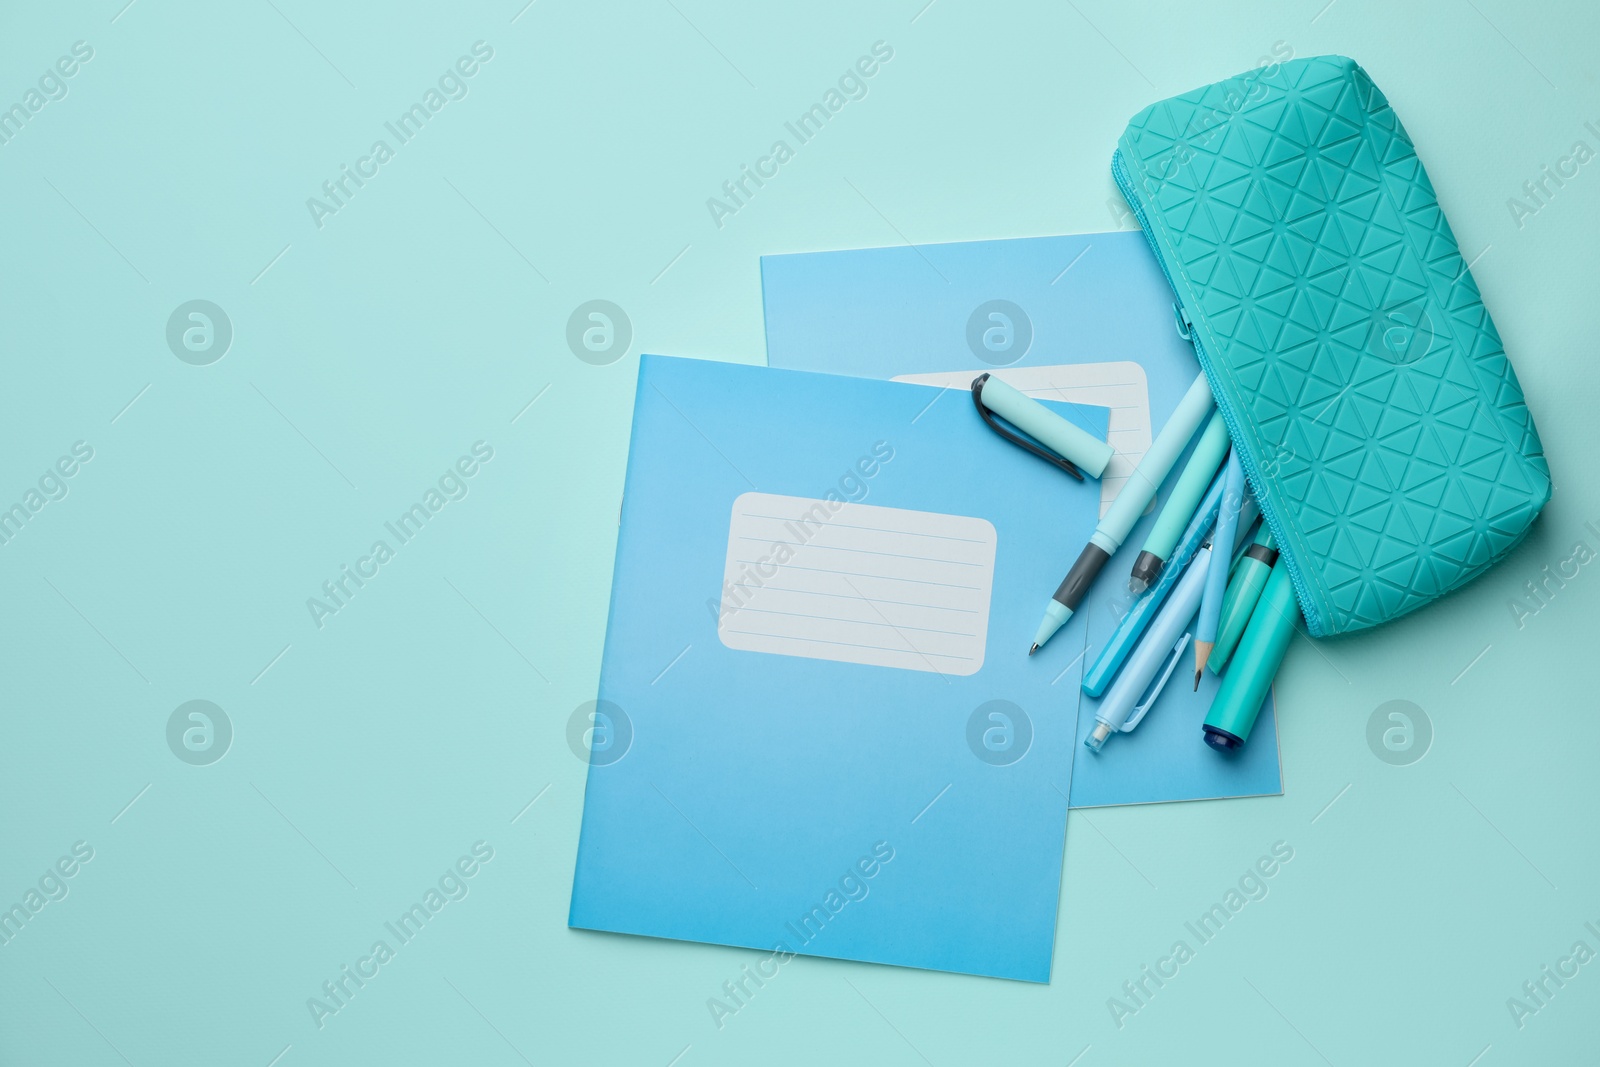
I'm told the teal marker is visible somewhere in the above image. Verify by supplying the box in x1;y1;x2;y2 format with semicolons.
1203;559;1298;751
1031;372;1215;654
1127;410;1229;594
1208;526;1278;675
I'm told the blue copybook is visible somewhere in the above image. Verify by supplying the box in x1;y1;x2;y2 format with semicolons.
569;354;1109;982
760;231;1282;808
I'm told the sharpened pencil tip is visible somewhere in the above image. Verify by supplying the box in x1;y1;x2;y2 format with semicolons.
1193;641;1214;687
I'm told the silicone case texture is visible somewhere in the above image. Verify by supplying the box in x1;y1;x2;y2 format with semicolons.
1114;55;1550;636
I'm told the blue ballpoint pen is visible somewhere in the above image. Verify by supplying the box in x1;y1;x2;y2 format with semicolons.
1031;372;1214;654
1085;540;1214;752
1081;467;1258;699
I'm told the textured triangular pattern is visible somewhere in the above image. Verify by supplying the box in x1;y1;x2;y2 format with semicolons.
1117;55;1550;636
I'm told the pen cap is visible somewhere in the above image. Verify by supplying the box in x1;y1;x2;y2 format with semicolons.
1203;561;1296;750
975;375;1114;479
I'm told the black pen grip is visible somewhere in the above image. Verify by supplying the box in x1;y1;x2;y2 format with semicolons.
1052;543;1110;611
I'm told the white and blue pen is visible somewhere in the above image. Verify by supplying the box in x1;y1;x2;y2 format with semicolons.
1031;372;1215;654
1085;540;1215;752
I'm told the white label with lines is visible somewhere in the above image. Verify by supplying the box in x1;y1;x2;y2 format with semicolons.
716;493;995;676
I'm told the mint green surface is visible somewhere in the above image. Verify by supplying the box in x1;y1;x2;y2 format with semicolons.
2;2;1598;1064
1140;408;1228;565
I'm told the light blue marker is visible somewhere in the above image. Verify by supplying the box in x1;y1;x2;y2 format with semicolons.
1031;372;1214;654
973;373;1115;479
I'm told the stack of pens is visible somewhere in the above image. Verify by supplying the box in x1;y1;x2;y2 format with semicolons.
1013;374;1301;755
969;370;1301;754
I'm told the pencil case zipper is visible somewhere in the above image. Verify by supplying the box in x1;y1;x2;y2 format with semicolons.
1112;148;1324;636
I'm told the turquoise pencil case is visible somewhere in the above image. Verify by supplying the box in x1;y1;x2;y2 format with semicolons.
1114;55;1550;636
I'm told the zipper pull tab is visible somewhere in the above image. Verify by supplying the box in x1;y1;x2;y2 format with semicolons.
1173;302;1193;342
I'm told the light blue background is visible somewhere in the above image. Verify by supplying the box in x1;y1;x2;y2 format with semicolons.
1;1;1596;1064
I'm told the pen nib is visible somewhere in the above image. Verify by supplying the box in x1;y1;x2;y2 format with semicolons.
1028;643;1039;656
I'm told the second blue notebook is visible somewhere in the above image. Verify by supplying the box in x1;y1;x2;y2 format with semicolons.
760;232;1283;809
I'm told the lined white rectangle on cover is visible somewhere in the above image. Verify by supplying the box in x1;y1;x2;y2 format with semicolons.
892;362;1150;518
717;493;995;675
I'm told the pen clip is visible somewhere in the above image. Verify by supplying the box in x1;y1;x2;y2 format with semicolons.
1122;632;1191;732
970;374;1084;481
